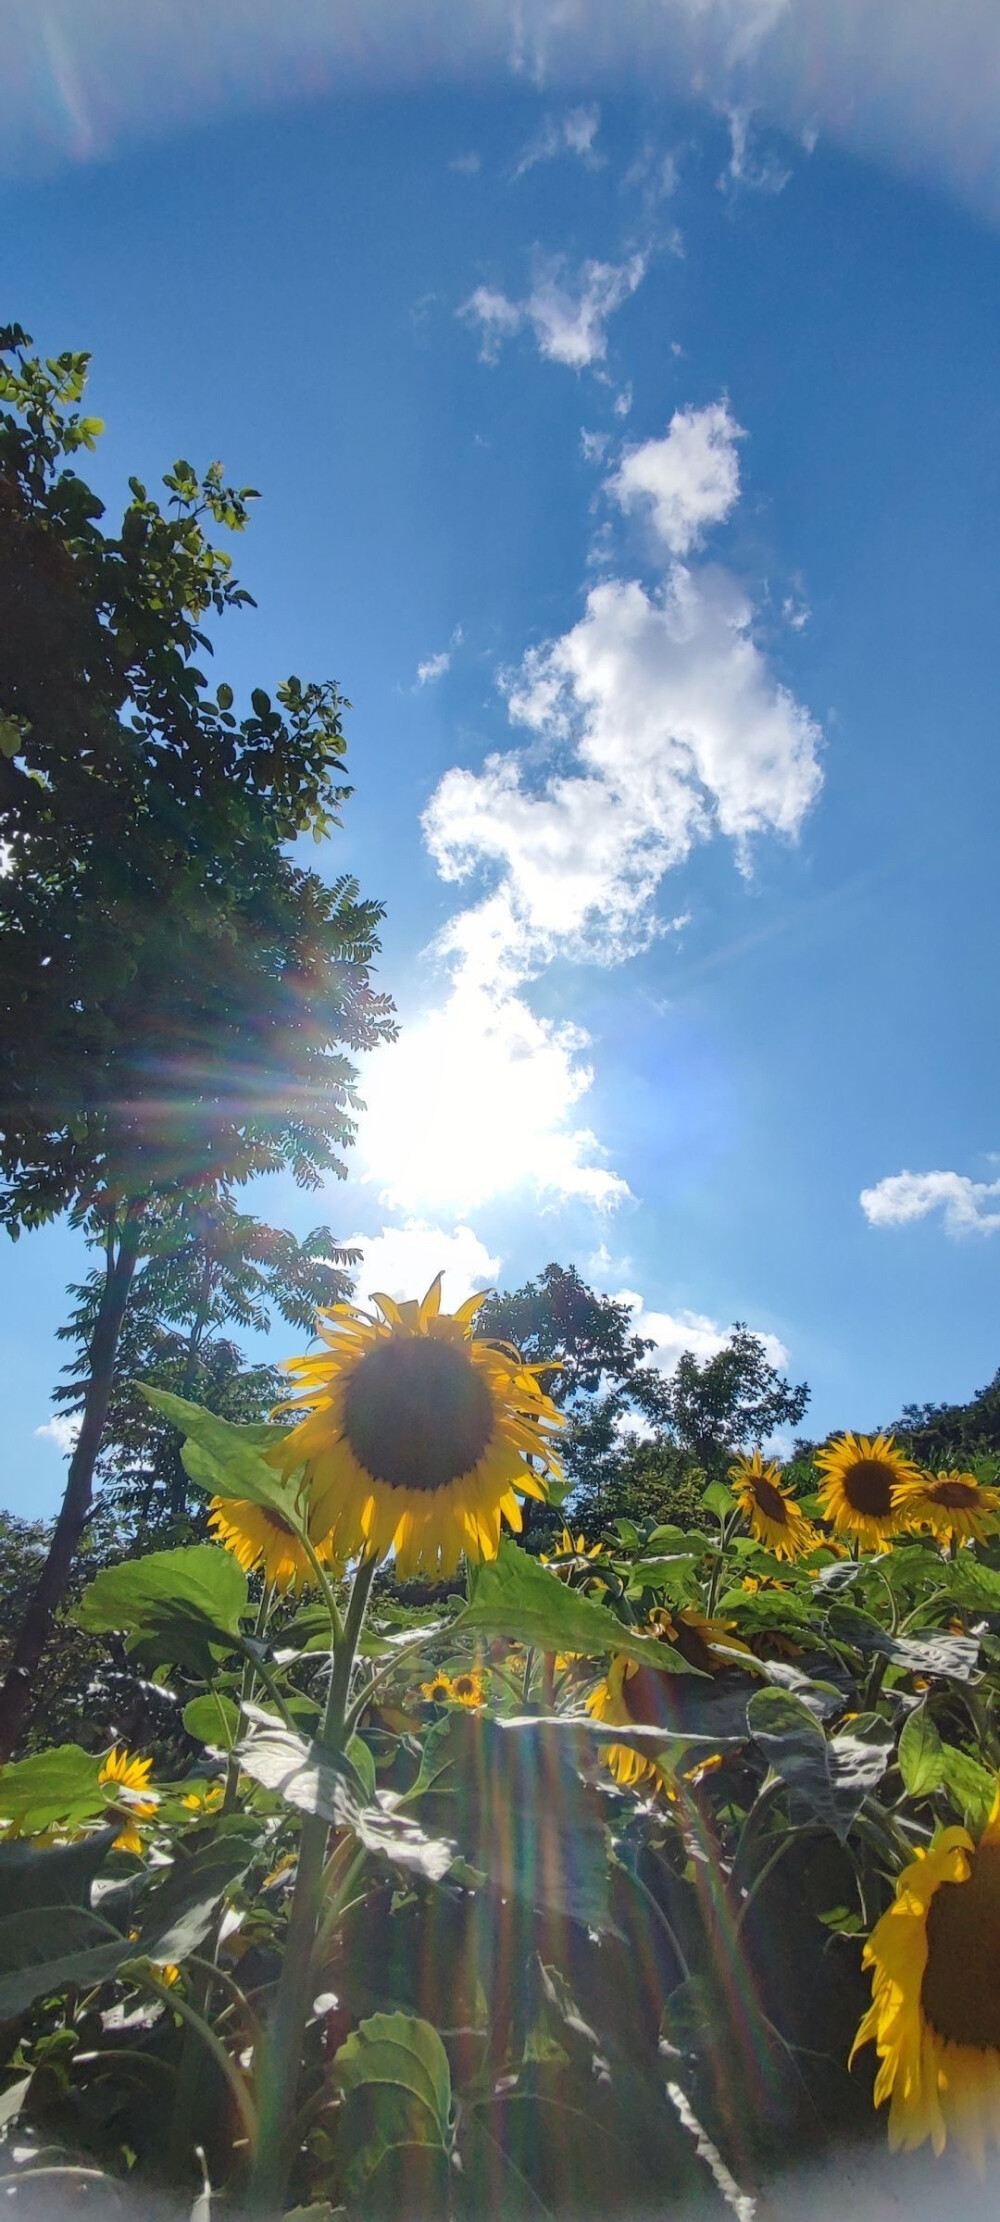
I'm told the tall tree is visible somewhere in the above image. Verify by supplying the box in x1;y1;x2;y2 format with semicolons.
0;327;395;1753
662;1325;810;1476
54;1202;360;1536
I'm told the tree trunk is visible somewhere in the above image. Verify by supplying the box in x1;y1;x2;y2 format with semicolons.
0;1214;142;1760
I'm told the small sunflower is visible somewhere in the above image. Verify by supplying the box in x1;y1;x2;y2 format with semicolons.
99;1747;158;1856
729;1450;817;1562
420;1673;455;1704
208;1491;336;1593
908;1471;1000;1549
540;1527;603;1572
449;1670;488;1709
815;1432;924;1545
269;1277;563;1580
587;1611;750;1792
852;1788;1000;2167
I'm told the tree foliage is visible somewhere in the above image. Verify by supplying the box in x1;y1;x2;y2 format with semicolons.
0;326;395;1752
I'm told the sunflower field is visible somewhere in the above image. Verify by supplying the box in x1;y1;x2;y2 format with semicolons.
3;1280;1000;2216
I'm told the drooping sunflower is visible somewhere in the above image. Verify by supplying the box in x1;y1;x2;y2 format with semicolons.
269;1277;563;1580
99;1747;158;1856
587;1611;750;1792
208;1492;336;1593
852;1788;1000;2167
729;1450;817;1562
908;1471;1000;1549
815;1432;924;1545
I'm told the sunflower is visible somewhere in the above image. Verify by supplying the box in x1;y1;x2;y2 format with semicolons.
99;1747;158;1856
269;1277;563;1580
418;1669;488;1708
540;1527;602;1572
420;1673;455;1704
852;1788;1000;2167
587;1611;750;1792
729;1450;817;1562
908;1471;1000;1549
208;1492;336;1593
815;1432;924;1545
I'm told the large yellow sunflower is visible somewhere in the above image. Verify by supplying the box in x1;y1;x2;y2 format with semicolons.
587;1611;750;1792
729;1450;817;1562
852;1789;1000;2167
208;1493;336;1593
269;1277;563;1580
99;1747;158;1856
908;1471;1000;1549
815;1432;924;1545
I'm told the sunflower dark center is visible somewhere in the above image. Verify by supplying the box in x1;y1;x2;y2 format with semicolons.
263;1507;297;1537
930;1480;978;1509
752;1474;790;1524
843;1459;893;1516
921;1843;1000;2050
342;1335;494;1493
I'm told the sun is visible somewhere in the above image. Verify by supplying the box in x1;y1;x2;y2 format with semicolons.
815;1432;924;1545
269;1275;563;1579
852;1788;1000;2166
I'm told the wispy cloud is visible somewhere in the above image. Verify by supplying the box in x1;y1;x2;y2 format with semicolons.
8;4;1000;229
342;1221;500;1307
513;102;602;178
861;1167;1000;1236
35;1413;80;1455
415;625;463;687
718;103;792;196
460;250;647;370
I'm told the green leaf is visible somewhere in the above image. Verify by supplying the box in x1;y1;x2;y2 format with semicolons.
0;1745;105;1833
334;2010;451;2135
945;1557;1000;1614
747;1688;893;1840
77;1545;248;1671
0;1828;116;1915
700;1481;736;1517
407;1713;613;1930
332;2010;451;2208
139;1385;299;1520
346;1735;377;1801
216;682;234;711
826;1602;979;1680
136;1835;259;1963
940;1744;997;1832
897;1705;945;1796
183;1691;241;1750
460;1539;702;1674
236;1730;453;1882
0;1906;129;2018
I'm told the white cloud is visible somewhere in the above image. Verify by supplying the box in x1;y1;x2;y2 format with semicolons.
860;1168;1000;1237
619;1291;789;1374
342;1221;501;1307
425;557;822;975
415;626;463;687
365;398;818;1222
450;150;481;173
718;102;792;194
35;1413;80;1455
460;250;647;369
513;102;602;177
609;401;744;557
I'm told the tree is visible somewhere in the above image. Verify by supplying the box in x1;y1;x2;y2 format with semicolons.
478;1262;653;1403
55;1201;359;1537
0;327;395;1753
481;1266;810;1539
661;1324;809;1476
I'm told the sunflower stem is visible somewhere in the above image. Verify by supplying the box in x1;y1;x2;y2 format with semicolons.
248;1551;378;2213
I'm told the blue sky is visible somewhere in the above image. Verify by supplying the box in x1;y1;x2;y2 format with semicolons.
4;2;1000;1518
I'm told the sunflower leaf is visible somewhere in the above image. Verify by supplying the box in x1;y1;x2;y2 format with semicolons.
236;1729;454;1882
0;1906;131;2020
0;1828;117;1916
139;1385;301;1521
747;1687;893;1840
460;1539;704;1673
76;1546;249;1672
826;1602;980;1680
897;1705;945;1796
0;1745;106;1833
